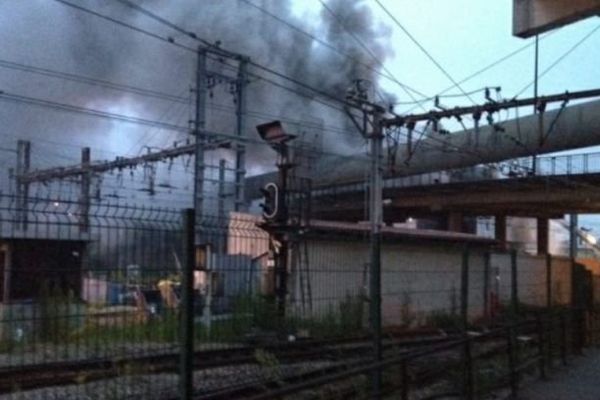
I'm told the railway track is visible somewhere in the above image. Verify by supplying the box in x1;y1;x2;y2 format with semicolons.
210;324;540;400
0;332;454;394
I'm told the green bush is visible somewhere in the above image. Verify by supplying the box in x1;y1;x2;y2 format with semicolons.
38;282;79;343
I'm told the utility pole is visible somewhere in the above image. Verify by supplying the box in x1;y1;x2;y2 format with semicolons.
193;48;207;234
369;109;384;399
79;147;91;233
345;79;386;399
15;140;31;231
218;158;226;253
234;59;248;212
532;34;540;174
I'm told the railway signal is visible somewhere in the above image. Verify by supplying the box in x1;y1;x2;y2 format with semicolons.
259;182;280;221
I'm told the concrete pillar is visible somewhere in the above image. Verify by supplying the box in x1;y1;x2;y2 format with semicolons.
537;217;549;255
447;211;463;233
495;215;507;244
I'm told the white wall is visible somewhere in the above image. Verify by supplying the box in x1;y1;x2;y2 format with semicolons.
303;239;488;327
223;213;575;328
490;253;572;308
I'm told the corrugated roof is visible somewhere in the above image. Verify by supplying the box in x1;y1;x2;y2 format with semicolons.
229;212;496;245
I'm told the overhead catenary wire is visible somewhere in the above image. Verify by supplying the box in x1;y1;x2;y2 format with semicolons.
113;0;215;48
373;0;477;106
25;0;600;200
51;0;358;119
0;90;191;132
0;58;189;103
401;30;561;113
0;57;357;138
238;0;427;102
315;0;429;109
111;0;365;113
0;91;369;164
513;23;600;98
394;87;494;106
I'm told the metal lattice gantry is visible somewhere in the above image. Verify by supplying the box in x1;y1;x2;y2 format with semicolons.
11;45;251;236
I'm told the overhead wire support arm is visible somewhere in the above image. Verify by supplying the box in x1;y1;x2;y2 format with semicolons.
345;79;386;399
541;98;570;146
16;140;230;184
383;88;600;128
344;107;369;138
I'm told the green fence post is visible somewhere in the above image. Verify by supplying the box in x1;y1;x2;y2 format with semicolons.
483;252;491;324
180;208;195;400
401;360;409;400
537;315;546;379
507;325;518;398
461;246;470;331
545;254;553;367
464;337;474;400
511;249;519;317
546;254;552;310
560;312;567;365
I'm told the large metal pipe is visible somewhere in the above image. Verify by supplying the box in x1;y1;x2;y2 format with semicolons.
317;98;600;186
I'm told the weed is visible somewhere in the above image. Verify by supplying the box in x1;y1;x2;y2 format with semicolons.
255;348;284;386
399;292;417;329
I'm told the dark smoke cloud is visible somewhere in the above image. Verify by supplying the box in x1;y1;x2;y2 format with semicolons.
0;0;394;199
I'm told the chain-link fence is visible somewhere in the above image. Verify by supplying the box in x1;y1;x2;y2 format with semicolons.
0;192;598;399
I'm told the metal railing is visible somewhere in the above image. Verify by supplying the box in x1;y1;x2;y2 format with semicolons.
313;150;600;199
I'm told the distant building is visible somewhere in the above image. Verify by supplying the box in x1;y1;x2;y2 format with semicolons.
0;237;86;302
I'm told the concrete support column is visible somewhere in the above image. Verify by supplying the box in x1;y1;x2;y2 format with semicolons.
447;211;463;233
495;215;507;244
537;217;549;255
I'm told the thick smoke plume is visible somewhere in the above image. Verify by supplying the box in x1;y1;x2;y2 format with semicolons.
0;0;394;197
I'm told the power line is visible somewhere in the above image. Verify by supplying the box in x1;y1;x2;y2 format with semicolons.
238;0;400;90
401;30;560;113
53;0;196;52
373;0;476;105
51;0;352;117
394;87;492;105
0;57;357;137
0;89;369;162
0;58;189;103
113;0;362;112
513;23;600;98
238;0;424;99
126;91;191;155
0;90;190;132
114;0;215;48
0;61;182;103
41;0;596;195
316;0;429;110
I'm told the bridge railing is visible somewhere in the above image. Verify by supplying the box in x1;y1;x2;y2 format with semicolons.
534;151;600;176
314;150;600;198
